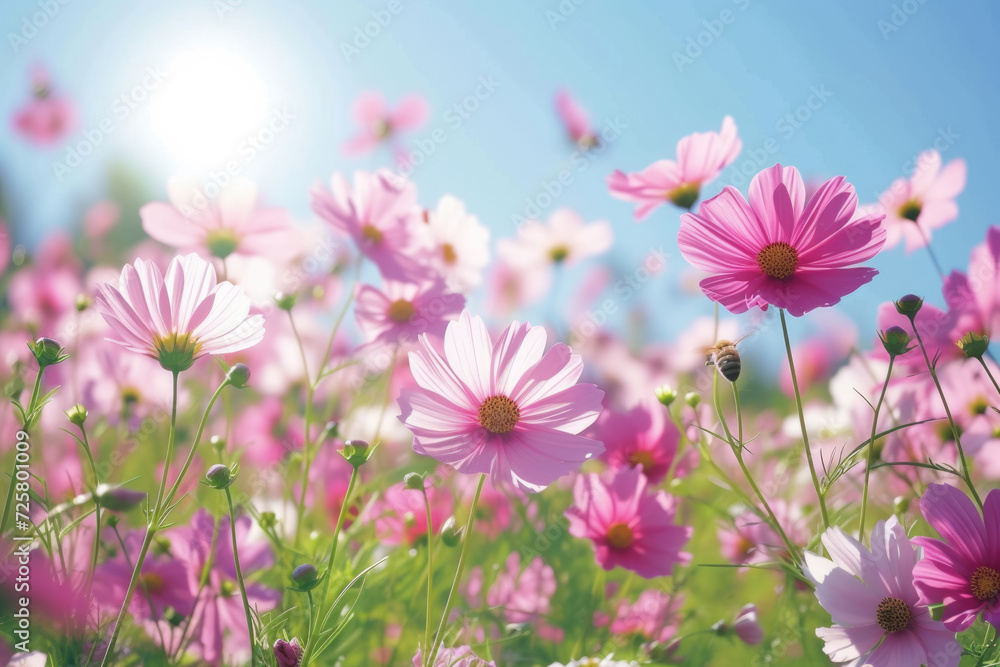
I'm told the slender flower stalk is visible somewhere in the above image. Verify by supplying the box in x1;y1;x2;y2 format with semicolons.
1;365;45;533
976;357;1000;400
779;308;830;528
225;486;257;659
426;474;485;666
910;318;983;509
73;418;102;599
858;357;894;542
422;486;435;666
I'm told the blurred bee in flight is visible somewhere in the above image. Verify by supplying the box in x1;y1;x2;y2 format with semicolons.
704;333;752;383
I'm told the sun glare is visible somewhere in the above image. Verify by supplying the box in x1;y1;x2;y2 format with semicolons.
150;47;270;169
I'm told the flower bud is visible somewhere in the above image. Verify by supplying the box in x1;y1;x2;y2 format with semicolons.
273;638;303;667
684;392;701;408
259;511;278;530
227;363;251;389
289;564;320;592
28;337;67;367
95;484;146;512
956;331;990;360
893;495;910;515
340;439;375;469
273;292;297;311
440;516;462;547
403;472;425;491
654;385;677;407
732;604;763;645
893;294;923;320
65;404;88;426
205;463;234;490
878;326;913;357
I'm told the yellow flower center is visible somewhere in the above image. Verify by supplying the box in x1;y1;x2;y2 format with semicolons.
152;332;202;372
205;228;240;259
373;119;391;138
441;243;458;265
898;199;922;222
667;182;701;209
549;245;570;263
627;450;656;474
141;572;165;594
875;596;911;633
756;242;799;280
477;395;520;434
122;386;141;405
606;522;634;549
360;224;384;245
387;299;415;323
971;566;1000;601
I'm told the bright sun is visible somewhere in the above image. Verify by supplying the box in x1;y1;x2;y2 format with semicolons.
150;47;270;169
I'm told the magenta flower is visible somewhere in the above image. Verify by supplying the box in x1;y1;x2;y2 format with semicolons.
866;149;966;253
311;170;430;281
566;466;691;578
93;254;265;371
805;517;958;667
368;477;451;546
609;588;683;643
141;177;295;260
343;91;428;161
944;225;1000;339
912;483;1000;631
554;88;599;150
598;400;680;484
355;279;465;347
677;164;887;316
11;65;75;146
486;552;556;625
607;116;741;219
397;311;605;493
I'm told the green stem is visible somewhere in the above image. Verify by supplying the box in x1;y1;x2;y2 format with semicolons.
779;308;830;528
301;466;359;666
422;488;434;667
977;356;1000;401
225;487;257;663
99;527;155;666
858;357;895;542
1;369;44;533
288;309;315;550
154;372;179;516
427;474;485;666
911;318;983;508
77;423;102;608
162;378;230;510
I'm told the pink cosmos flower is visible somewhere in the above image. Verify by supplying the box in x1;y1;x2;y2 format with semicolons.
485;258;552;315
141;177;296;261
598;400;679;484
93;253;265;371
805;516;958;667
912;483;1000;631
609;589;683;643
677;164;887;316
8;231;82;334
311;170;430;281
11;65;75;145
411;646;495;667
422;195;491;293
718;504;802;567
554;89;599;150
343;91;428;162
732;604;763;645
486;552;556;625
498;208;612;271
607;116;741;219
397;311;605;493
867;149;966;253
369;477;451;546
944;225;1000;339
566;466;691;578
83;201;121;239
355;279;465;347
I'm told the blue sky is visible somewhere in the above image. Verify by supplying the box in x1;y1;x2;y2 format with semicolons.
2;0;998;350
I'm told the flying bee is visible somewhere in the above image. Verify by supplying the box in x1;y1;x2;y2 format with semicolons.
704;333;752;383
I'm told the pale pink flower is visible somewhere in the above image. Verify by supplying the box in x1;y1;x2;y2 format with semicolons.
141;177;296;260
8;232;82;334
369;477;451;546
83;201;121;239
805;516;958;667
566;466;691;578
355;279;465;347
486;552;556;624
498;208;612;271
93;253;265;371
608;116;741;219
677;164;886;316
867;149;966;253
343;91;428;162
311;170;431;281
485;258;552;315
397;311;605;493
11;65;75;145
554;88;599;150
422;195;490;293
609;588;683;643
598;400;680;484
